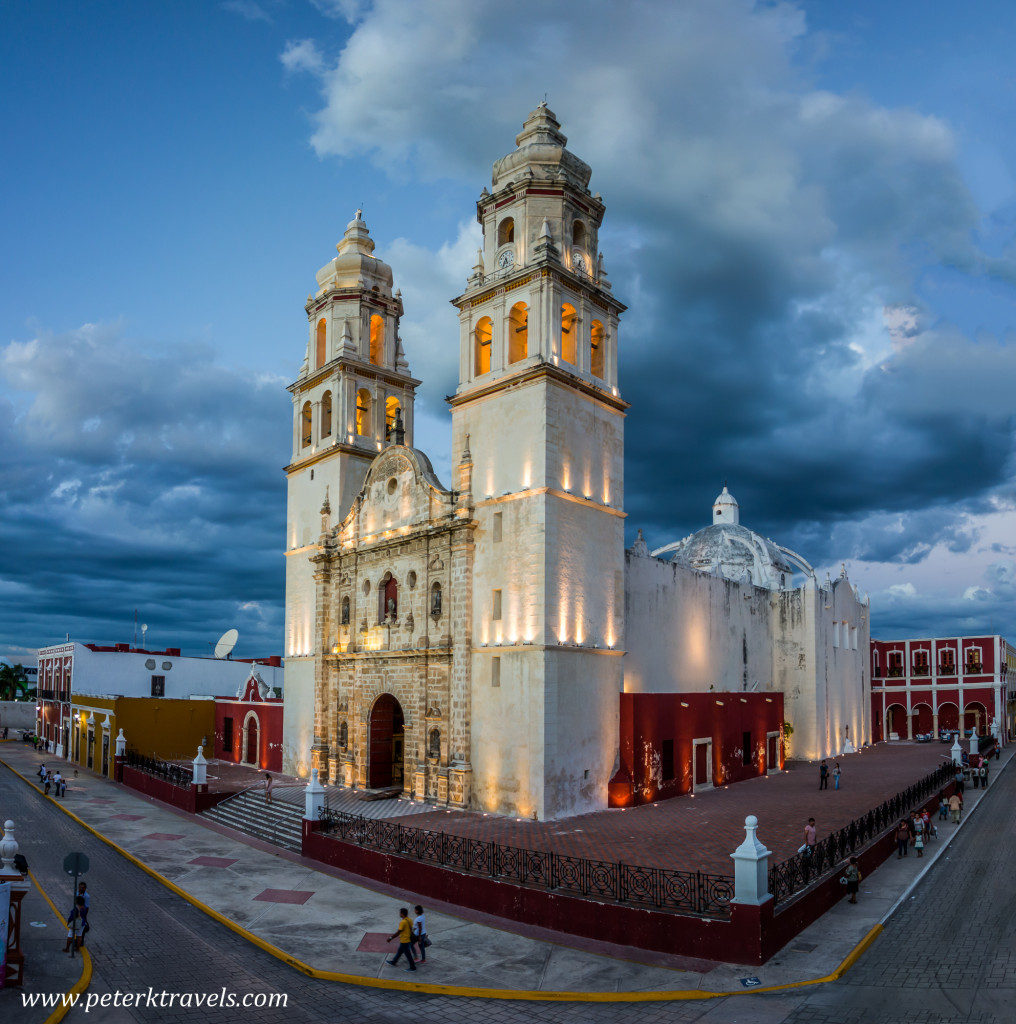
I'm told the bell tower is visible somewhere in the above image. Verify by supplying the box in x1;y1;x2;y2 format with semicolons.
449;104;628;819
282;211;420;776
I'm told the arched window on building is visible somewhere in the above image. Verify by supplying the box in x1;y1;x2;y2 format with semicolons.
428;728;441;759
316;318;327;369
561;303;577;365
321;391;332;438
356;388;372;436
474;316;492;376
430;581;442;619
573;220;587;250
369;314;384;366
385;396;401;440
301;401;313;447
340;595;350;625
379;573;398;622
508;302;528;364
498;217;515;246
339;720;348;749
590;320;605;378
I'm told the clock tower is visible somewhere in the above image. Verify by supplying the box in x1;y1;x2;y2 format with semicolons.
282;211;420;776
449;104;628;819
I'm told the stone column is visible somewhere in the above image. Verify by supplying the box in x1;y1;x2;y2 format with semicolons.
730;815;772;906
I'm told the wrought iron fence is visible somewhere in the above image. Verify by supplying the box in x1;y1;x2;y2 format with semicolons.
124;749;192;789
769;763;954;906
317;809;735;918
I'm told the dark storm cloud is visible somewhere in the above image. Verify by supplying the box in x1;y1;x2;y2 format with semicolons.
0;324;289;657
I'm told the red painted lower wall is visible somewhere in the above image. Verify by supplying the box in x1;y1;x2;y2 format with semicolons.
614;692;784;806
121;766;226;813
303;782;952;965
303;823;762;963
213;701;283;772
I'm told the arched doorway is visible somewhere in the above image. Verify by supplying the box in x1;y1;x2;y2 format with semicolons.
244;713;260;766
886;704;906;740
964;702;986;734
369;694;405;789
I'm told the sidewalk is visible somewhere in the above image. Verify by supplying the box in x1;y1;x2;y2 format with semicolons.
0;740;1008;999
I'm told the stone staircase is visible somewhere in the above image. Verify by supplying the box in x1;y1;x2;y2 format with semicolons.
200;788;305;852
200;782;437;853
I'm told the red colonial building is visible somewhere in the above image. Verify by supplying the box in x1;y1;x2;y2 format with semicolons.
870;634;1015;745
213;666;285;772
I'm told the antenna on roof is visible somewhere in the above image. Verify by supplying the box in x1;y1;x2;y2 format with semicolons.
214;629;239;660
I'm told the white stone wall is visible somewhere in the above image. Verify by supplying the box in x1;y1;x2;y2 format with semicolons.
624;553;870;763
281;656;315;777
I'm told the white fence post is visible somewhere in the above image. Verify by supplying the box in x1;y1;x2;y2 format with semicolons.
730;815;772;905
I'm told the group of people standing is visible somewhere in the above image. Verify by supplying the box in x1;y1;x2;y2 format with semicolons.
818;761;842;790
895;809;936;858
38;762;68;797
64;882;90;953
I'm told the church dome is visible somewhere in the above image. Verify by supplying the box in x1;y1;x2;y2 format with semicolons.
653;487;794;589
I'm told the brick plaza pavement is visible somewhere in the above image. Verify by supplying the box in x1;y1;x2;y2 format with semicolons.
394;743;955;874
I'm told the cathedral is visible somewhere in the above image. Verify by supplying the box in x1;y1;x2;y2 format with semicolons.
281;105;869;821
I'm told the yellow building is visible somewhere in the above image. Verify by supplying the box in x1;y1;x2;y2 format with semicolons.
69;695;215;778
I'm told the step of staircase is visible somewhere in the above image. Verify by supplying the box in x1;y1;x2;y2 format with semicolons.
201;790;305;852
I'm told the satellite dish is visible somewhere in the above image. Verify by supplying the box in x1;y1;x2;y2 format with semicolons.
214;628;239;659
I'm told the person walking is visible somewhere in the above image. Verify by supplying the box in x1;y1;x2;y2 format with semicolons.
980;763;989;788
833;762;842;790
77;882;91;942
386;908;417;971
954;767;964;795
972;761;980;789
53;770;63;797
410;904;428;964
844;857;861;904
938;790;949;821
803;818;817;858
264;772;273;805
63;896;87;953
948;791;962;824
896;819;910;858
819;761;829;790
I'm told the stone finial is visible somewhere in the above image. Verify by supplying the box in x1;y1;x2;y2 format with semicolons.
192;745;207;786
460;433;472;464
0;820;18;872
115;728;126;757
630;529;649;558
304;767;326;821
730;814;772;905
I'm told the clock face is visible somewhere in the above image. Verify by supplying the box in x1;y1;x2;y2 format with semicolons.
497;248;515;270
571;248;587;274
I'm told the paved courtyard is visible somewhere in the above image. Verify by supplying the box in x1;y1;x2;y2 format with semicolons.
357;743;956;874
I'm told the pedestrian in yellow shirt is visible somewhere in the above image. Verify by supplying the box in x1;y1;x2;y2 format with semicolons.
386;908;417;971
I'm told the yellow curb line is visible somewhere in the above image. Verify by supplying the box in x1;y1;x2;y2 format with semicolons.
1;755;882;1002
25;866;93;1024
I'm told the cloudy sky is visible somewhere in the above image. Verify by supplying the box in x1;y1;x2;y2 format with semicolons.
3;0;1016;663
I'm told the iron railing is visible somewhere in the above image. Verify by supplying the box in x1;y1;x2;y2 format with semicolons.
124;749;192;789
769;763;954;906
317;809;734;918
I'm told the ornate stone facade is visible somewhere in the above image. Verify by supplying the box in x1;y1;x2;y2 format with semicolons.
308;445;476;807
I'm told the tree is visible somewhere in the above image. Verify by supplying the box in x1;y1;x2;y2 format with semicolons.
0;663;28;701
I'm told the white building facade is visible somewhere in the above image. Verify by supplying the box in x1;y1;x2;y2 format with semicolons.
625;489;871;761
285;107;870;818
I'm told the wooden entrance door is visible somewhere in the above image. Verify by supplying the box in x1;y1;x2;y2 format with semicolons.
245;717;258;765
369;694;405;789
